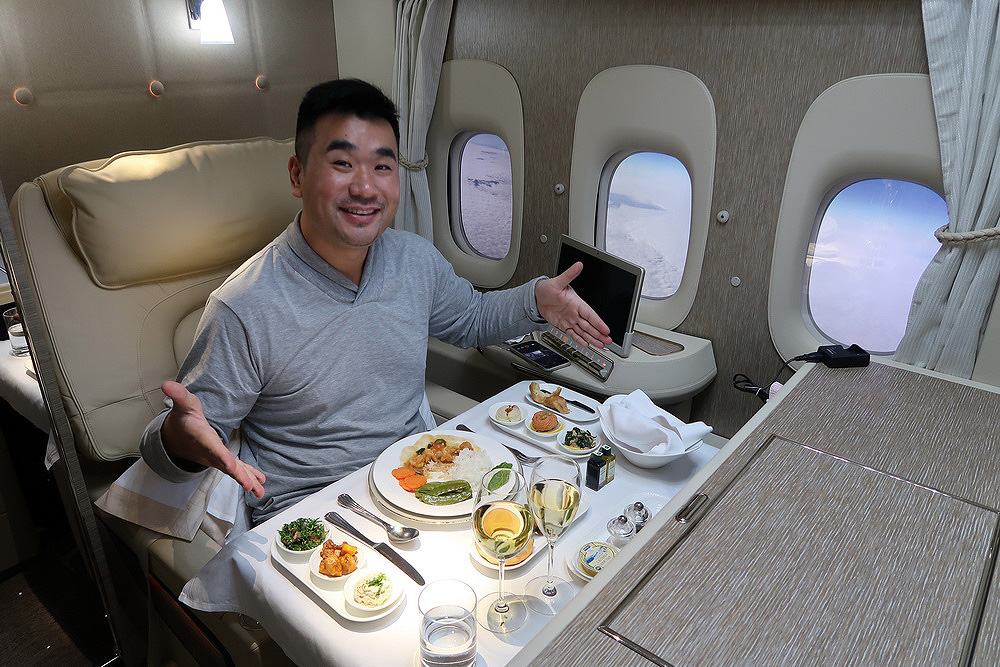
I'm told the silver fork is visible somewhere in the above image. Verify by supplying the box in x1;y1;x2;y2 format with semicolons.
456;423;543;465
503;445;543;466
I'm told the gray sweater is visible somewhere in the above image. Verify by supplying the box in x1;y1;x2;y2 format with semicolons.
141;218;543;524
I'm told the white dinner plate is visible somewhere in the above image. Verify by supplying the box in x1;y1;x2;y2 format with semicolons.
370;430;518;519
525;382;600;423
367;466;473;525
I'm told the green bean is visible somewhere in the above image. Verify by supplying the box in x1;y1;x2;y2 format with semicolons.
415;480;473;505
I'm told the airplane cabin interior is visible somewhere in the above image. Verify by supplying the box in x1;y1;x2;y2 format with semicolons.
0;1;997;665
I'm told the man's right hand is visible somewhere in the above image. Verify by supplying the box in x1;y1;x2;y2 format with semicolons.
160;380;266;498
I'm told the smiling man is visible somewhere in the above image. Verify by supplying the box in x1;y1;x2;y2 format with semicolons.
140;79;609;527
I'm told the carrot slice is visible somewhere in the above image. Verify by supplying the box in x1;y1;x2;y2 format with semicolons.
392;467;415;479
400;474;427;492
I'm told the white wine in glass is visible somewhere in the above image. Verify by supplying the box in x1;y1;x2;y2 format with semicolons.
526;455;582;615
471;468;532;633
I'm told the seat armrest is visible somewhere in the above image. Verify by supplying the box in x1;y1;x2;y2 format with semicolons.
425;381;477;425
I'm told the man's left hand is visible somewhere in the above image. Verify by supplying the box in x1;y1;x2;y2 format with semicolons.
535;261;612;348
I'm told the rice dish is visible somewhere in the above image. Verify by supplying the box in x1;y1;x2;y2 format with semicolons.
424;447;493;490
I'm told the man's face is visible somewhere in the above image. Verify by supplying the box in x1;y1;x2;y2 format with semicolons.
289;113;400;257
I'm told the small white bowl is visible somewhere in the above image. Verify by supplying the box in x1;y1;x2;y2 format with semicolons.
274;518;329;561
557;426;601;456
343;568;402;613
309;542;366;588
526;410;565;437
613;439;704;469
488;401;527;428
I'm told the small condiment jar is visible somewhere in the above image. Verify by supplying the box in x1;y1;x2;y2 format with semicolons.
600;445;616;484
623;501;650;532
586;450;608;490
606;514;635;547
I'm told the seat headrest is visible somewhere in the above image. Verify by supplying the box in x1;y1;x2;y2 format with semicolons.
52;137;298;289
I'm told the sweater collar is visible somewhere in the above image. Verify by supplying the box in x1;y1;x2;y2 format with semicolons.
283;213;385;300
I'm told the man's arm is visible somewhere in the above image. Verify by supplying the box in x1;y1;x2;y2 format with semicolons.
140;298;267;497
160;381;265;498
420;234;610;349
534;261;612;348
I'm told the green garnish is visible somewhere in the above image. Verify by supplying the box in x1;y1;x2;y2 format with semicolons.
414;480;473;505
278;517;326;551
563;427;597;450
364;572;388;594
486;462;514;490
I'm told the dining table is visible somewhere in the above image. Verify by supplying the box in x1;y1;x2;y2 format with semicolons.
178;380;719;666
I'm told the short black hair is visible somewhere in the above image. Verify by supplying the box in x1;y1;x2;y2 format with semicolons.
294;79;400;164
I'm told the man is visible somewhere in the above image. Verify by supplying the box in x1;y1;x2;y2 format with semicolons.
141;79;610;526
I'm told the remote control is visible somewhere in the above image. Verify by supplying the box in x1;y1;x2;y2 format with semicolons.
541;326;614;381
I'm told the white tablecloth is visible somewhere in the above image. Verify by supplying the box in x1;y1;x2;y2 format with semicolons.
0;343;47;433
179;381;719;666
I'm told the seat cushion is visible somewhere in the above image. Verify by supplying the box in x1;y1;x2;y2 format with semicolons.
54;137;298;289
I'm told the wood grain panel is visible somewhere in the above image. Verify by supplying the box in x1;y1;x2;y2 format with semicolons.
741;363;1000;511
525;362;1000;666
974;542;1000;666
448;0;927;436
604;438;995;665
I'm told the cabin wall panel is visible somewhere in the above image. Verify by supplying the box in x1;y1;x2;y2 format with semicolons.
448;0;928;436
0;0;338;202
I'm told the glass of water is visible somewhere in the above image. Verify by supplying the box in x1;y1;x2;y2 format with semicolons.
3;308;28;357
418;579;477;667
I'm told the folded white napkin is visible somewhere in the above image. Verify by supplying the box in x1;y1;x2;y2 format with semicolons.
598;389;712;455
95;460;243;544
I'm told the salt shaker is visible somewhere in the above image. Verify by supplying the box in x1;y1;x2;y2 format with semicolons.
624;501;650;532
606;514;635;547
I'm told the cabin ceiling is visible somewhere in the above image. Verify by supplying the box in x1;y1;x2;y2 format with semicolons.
447;0;928;436
0;0;338;202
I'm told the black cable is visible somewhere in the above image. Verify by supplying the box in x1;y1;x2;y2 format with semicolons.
732;373;769;402
733;352;822;404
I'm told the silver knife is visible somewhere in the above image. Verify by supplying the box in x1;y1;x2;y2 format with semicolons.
565;398;596;414
325;511;425;586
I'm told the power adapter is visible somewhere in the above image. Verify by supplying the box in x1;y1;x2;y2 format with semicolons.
734;344;870;403
798;344;870;368
819;344;870;367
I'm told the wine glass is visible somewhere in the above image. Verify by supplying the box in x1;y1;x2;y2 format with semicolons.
471;467;533;633
525;455;582;615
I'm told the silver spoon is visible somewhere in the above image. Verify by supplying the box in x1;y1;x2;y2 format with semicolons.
337;493;420;543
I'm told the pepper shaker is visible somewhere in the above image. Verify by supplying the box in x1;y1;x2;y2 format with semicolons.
606;514;635;547
624;501;650;532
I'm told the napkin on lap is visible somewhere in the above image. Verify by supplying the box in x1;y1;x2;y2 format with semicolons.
599;389;712;455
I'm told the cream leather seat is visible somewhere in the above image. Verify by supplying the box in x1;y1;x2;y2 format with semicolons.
1;137;476;665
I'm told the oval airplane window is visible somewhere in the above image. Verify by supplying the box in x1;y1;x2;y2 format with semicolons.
569;65;715;331
427;59;524;288
450;132;513;260
601;151;691;299
806;178;946;353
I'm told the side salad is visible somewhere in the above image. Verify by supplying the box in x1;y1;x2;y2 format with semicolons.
278;517;327;551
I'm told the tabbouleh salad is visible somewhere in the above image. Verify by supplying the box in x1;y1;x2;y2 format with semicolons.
278;517;327;551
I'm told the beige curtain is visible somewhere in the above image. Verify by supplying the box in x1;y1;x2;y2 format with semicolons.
895;0;1000;376
392;0;455;240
